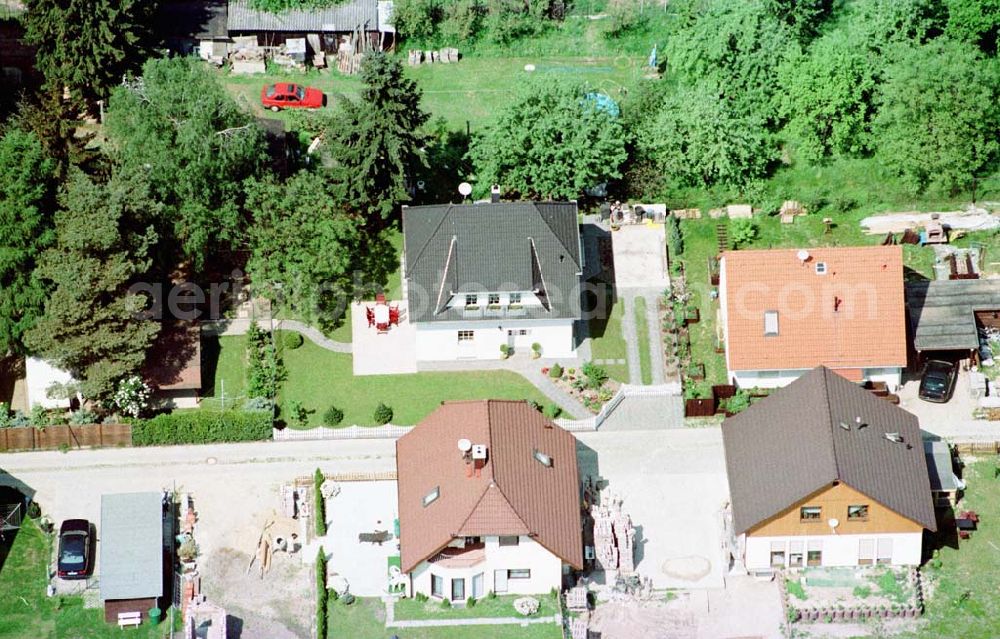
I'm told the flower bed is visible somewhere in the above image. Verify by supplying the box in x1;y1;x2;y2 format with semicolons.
543;363;620;414
780;567;925;624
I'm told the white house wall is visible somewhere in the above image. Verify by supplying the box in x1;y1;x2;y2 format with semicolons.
409;535;564;599
414;320;576;361
730;368;902;390
743;532;923;571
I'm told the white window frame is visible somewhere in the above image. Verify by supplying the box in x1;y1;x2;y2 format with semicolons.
815;262;828;275
508;569;531;580
457;330;475;342
431;574;444;598
509;292;522;305
465;294;478;307
487;293;500;305
764;310;779;336
423;486;440;507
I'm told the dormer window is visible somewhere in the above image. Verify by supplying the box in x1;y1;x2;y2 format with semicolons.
509;292;521;305
533;449;552;467
465;294;478;307
488;293;500;305
764;311;779;337
423;486;440;507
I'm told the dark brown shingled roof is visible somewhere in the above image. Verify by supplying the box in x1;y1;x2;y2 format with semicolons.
396;400;583;573
722;366;937;535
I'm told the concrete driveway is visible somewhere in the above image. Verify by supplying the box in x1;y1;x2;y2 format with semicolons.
611;224;670;290
577;428;729;589
322;480;399;596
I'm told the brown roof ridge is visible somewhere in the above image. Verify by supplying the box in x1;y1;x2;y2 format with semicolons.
454;481;531;536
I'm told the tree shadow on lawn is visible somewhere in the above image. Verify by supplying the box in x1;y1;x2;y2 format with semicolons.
200;334;222;398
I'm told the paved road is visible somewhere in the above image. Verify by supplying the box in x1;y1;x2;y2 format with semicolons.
0;439;396;557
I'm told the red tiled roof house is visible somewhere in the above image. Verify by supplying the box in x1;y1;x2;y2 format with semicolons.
396;400;583;601
719;246;908;389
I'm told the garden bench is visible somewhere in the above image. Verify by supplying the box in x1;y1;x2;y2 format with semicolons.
117;612;142;628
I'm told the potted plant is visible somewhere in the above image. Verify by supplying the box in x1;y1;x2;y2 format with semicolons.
531;343;542;359
500;344;511;360
178;539;199;565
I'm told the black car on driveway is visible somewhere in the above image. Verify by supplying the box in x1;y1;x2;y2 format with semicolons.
57;519;92;579
919;359;958;403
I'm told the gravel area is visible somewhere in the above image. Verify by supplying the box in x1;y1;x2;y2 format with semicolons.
202;547;310;639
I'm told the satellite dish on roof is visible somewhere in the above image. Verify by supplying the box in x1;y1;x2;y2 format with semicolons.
458;182;473;197
457;438;472;452
828;518;840;529
797;249;810;263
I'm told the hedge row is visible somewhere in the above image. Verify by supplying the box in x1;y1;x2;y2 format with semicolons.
131;411;273;446
316;547;328;639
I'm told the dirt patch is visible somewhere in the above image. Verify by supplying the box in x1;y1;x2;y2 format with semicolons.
589;599;696;639
202;548;311;639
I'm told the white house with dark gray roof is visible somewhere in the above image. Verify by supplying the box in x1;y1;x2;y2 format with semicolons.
722;366;936;575
402;201;584;361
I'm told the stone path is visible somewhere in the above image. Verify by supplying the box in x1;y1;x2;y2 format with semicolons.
202;318;353;353
383;598;560;629
619;288;668;386
420;356;592;420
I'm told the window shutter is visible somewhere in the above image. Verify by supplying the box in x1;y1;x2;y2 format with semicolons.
877;538;893;560
859;538;875;560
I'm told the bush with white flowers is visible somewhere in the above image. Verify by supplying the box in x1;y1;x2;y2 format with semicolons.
113;375;151;418
513;596;539;616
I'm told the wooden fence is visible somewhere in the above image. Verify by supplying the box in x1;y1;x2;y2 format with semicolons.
953;441;1000;456
0;423;132;452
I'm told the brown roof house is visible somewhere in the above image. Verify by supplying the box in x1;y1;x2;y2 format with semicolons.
719;246;908;389
396;400;583;601
143;324;202;409
722;367;936;575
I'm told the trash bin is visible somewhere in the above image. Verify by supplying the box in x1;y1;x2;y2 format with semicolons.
148;607;162;625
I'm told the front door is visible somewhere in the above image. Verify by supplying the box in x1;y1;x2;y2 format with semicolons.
451;577;465;601
472;573;484;598
507;330;516;350
494;569;508;594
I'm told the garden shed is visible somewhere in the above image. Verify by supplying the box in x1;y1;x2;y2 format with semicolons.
100;492;169;624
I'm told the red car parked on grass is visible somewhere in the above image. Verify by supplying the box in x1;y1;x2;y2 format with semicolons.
260;83;325;111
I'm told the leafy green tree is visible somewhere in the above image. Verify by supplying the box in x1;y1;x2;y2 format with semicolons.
469;80;628;200
22;0;157;107
848;0;947;51
764;0;833;42
944;0;1000;54
245;172;371;330
324;52;429;225
776;30;878;161
0;128;57;355
875;40;1000;194
104;57;265;268
665;1;796;124
26;171;161;401
637;82;775;189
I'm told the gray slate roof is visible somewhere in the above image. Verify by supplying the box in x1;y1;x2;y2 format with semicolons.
924;440;960;492
402;202;583;323
906;279;1000;351
100;492;164;602
227;0;378;32
722;366;937;535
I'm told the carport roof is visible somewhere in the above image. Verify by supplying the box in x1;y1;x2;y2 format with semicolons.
906;279;1000;351
100;492;164;602
722;366;936;535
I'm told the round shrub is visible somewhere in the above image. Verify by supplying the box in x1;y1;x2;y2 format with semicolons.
548;363;563;378
284;332;304;350
323;405;344;427
373;402;393;425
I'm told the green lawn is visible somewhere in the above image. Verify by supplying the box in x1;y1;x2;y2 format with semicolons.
393;593;559;621
276;333;549;427
588;284;629;383
0;518;172;639
221;55;645;132
199;334;248;410
904;461;1000;638
634;296;652;385
328;597;562;639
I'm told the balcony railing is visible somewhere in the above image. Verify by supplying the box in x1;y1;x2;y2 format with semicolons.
428;543;486;568
461;305;528;319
